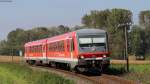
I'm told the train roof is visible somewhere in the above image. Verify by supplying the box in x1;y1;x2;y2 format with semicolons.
76;28;106;33
24;39;47;47
75;28;106;35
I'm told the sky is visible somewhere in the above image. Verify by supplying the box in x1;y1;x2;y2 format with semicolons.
0;0;150;40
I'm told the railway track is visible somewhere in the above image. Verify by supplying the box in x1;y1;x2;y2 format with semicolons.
29;65;138;84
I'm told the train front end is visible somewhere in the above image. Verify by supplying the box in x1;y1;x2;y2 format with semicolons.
76;29;110;72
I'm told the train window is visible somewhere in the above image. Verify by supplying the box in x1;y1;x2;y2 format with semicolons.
41;45;42;52
79;37;106;47
79;38;92;44
50;44;52;51
38;45;40;52
33;46;35;52
62;41;64;51
29;47;31;52
41;45;43;52
31;47;32;52
32;46;34;52
48;44;50;51
56;42;58;52
34;46;36;52
51;43;54;51
35;46;37;52
31;46;32;52
47;41;65;52
93;38;105;43
51;43;53;51
37;46;38;52
37;46;39;52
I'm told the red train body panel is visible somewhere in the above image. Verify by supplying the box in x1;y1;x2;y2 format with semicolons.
24;29;110;72
25;39;47;59
46;32;78;61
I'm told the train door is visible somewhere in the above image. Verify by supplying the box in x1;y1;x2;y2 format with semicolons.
71;39;75;59
67;38;74;59
42;44;47;63
69;38;75;59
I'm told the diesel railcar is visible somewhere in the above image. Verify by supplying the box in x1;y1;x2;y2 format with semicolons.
24;28;110;72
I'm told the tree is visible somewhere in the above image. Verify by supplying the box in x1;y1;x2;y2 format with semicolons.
0;40;10;55
139;10;150;27
71;25;84;31
139;10;150;58
82;14;92;27
129;25;146;56
82;10;110;29
107;8;132;58
57;25;70;34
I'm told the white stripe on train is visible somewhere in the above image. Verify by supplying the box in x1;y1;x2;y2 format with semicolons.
24;56;104;61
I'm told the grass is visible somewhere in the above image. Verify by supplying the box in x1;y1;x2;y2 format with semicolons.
106;64;150;84
0;63;74;84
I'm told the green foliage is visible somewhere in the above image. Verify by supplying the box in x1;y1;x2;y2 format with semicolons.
107;9;132;58
82;10;110;29
124;64;150;84
139;10;150;26
137;10;150;58
0;63;74;84
82;14;92;27
0;25;70;56
129;25;146;56
108;64;150;84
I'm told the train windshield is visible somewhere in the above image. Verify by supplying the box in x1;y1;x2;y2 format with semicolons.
79;36;106;52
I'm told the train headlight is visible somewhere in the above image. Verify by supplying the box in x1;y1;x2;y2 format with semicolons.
80;56;84;59
103;54;107;58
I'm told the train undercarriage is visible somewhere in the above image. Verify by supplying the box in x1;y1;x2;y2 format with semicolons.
26;58;110;74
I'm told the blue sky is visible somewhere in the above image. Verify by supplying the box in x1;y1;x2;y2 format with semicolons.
0;0;150;40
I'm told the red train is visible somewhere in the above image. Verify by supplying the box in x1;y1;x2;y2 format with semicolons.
24;29;110;72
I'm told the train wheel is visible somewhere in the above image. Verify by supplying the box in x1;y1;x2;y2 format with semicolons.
101;64;110;72
35;60;43;66
66;63;71;71
28;60;36;65
73;66;81;73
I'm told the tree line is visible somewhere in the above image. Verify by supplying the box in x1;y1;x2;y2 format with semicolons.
0;25;71;56
0;8;150;59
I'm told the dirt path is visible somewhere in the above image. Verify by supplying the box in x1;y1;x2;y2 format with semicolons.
30;65;138;84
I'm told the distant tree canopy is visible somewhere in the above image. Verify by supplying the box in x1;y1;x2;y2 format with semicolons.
129;25;146;56
0;25;70;56
138;10;150;57
139;10;150;26
82;10;110;29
